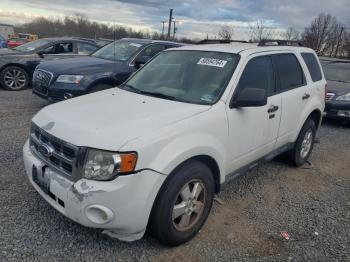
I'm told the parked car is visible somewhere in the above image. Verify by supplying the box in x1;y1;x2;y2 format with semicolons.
0;37;101;91
7;37;29;48
0;34;7;48
320;58;350;120
23;41;325;246
32;38;183;102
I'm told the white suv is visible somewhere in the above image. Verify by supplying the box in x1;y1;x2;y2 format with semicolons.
23;41;326;246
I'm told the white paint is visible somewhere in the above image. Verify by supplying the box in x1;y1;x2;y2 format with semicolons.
24;43;325;242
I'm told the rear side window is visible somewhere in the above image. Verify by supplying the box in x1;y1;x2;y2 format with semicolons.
301;53;322;82
237;56;274;96
274;54;305;92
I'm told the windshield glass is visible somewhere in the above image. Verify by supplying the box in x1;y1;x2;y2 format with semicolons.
14;39;50;51
122;50;239;105
323;62;350;83
91;41;142;61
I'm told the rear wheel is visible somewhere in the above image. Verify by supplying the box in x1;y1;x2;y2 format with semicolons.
287;119;316;166
88;84;112;93
0;66;29;91
150;160;215;246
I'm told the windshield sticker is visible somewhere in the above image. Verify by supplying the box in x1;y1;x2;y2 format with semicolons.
197;58;228;68
200;94;215;102
130;43;142;47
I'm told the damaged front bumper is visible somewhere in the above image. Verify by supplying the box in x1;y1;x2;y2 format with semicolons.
23;140;166;241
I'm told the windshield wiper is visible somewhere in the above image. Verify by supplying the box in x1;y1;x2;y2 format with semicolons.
139;91;177;101
122;84;177;101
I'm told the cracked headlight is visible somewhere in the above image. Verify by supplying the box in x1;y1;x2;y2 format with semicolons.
56;75;84;84
83;149;137;181
336;93;350;101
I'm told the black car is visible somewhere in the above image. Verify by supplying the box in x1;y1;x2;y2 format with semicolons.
321;59;350;120
0;37;102;91
32;38;183;102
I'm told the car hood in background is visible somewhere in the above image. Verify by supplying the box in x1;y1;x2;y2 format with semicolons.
327;80;350;96
0;48;26;56
37;56;123;75
32;88;210;151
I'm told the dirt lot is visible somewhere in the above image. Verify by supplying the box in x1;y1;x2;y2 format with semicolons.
0;89;349;261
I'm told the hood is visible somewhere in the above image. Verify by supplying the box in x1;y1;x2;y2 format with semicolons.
327;80;350;96
37;56;120;75
0;48;23;56
32;88;210;151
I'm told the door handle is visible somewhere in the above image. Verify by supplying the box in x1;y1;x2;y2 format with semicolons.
267;105;279;113
302;93;310;100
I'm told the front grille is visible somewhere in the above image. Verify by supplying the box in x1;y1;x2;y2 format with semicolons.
326;92;335;101
29;123;79;178
33;69;53;94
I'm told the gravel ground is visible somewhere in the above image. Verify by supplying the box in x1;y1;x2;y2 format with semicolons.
0;89;349;262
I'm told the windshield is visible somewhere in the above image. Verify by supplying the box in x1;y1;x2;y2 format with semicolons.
14;39;50;51
121;50;240;105
91;41;142;61
323;62;350;83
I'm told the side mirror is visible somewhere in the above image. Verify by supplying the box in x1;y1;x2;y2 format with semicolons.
231;88;267;108
37;50;45;58
134;56;150;69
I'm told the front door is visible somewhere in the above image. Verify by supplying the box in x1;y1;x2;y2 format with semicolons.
226;55;282;172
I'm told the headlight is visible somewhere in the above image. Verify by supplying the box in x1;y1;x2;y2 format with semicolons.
336;93;350;101
83;149;137;181
56;75;84;84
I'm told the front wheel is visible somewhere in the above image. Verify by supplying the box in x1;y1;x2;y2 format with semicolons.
0;66;29;91
287;119;316;166
150;160;215;246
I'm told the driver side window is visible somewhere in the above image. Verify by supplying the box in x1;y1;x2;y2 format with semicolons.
137;44;166;59
237;56;275;97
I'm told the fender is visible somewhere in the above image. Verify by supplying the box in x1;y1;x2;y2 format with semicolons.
292;96;323;142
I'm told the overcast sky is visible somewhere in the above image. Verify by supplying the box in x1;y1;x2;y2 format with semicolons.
0;0;349;39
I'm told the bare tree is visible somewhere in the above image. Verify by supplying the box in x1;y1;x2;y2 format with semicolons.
218;25;234;40
283;27;300;41
249;20;277;42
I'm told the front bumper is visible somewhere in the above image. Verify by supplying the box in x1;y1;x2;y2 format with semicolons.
23;140;166;241
32;81;88;102
325;101;350;119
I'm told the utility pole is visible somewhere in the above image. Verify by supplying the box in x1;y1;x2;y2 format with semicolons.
167;9;173;40
161;21;166;39
173;20;177;40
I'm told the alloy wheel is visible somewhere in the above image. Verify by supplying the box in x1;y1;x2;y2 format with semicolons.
4;68;26;90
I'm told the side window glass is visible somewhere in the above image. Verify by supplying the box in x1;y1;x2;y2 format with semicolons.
138;44;165;58
77;42;99;55
301;53;322;82
42;45;55;54
55;43;73;54
274;54;306;92
237;56;274;96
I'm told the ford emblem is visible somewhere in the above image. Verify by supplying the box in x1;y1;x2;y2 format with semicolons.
38;143;54;158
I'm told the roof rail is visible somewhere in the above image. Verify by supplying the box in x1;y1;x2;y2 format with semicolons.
258;39;304;47
197;39;249;45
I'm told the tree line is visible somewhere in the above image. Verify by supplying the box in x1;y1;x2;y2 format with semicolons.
218;13;350;58
15;13;349;58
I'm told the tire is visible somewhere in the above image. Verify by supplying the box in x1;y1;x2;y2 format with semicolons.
150;160;215;246
287;119;316;166
88;84;112;93
0;66;29;91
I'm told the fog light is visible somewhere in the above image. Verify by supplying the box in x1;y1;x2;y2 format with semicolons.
85;205;114;224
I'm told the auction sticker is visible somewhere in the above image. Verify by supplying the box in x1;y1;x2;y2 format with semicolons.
197;58;228;68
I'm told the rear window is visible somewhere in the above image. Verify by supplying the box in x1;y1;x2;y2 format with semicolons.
301;53;322;82
274;54;306;92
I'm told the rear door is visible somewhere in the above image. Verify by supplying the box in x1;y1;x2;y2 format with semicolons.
273;53;310;147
